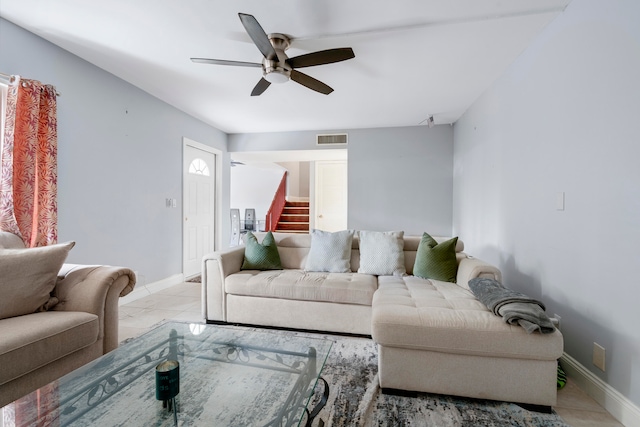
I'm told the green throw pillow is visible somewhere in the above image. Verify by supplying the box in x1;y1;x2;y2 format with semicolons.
241;231;283;270
413;232;458;282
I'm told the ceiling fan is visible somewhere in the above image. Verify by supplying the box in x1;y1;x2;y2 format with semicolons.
191;13;355;96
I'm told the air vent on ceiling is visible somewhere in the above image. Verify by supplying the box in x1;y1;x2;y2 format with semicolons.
317;133;348;146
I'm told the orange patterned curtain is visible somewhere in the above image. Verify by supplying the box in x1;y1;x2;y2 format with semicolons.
0;76;58;247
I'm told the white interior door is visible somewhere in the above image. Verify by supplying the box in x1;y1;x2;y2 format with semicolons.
183;144;216;279
315;160;348;232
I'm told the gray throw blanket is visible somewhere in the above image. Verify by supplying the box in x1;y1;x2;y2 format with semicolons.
468;278;556;334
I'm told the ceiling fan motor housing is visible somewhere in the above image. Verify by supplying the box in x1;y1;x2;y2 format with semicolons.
263;34;292;83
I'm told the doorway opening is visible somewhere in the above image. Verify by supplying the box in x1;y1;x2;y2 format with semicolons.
230;149;347;235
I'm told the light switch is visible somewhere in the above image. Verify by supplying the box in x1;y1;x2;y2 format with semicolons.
172;199;177;208
556;192;565;211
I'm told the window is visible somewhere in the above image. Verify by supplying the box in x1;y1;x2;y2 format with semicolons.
188;158;210;176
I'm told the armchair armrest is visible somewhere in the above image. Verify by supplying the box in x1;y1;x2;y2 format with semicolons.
456;256;502;290
53;264;136;353
202;246;245;322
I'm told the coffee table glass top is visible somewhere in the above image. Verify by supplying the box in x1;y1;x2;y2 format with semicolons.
5;322;333;426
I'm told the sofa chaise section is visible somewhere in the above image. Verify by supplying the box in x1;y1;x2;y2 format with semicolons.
372;275;564;406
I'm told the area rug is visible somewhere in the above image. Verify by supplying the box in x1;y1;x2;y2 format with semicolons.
123;323;569;426
300;333;569;427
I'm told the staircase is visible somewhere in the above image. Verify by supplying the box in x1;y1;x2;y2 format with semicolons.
275;201;309;234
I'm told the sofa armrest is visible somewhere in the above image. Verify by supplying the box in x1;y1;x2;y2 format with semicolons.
202;246;245;322
53;264;136;353
456;256;502;290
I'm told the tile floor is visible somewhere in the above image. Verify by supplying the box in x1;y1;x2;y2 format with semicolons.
118;281;625;427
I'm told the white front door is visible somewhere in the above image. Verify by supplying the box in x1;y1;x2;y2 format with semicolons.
183;144;216;279
315;160;348;232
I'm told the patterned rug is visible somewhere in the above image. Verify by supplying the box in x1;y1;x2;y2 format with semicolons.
122;323;568;426
292;331;569;427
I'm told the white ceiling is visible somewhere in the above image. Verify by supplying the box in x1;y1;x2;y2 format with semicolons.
0;0;571;134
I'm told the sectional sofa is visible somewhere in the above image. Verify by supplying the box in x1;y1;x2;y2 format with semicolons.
202;231;564;406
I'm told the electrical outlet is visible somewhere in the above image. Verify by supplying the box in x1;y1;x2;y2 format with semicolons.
593;342;606;371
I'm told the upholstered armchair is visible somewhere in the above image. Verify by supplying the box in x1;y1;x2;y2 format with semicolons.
0;231;136;406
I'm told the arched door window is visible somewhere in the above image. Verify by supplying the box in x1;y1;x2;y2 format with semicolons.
189;158;210;176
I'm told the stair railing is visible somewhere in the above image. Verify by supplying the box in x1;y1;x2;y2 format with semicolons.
266;172;287;232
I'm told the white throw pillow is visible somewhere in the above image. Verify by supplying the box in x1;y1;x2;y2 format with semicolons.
357;230;406;276
0;241;75;320
305;229;354;273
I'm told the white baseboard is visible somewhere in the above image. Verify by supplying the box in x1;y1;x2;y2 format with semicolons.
560;352;640;427
119;273;184;306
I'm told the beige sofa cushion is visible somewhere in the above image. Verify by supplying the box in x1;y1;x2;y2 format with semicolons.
226;270;377;306
372;275;564;361
0;241;75;320
255;233;311;269
0;311;99;385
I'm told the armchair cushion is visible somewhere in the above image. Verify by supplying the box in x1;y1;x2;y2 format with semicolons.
0;241;75;320
0;311;98;386
0;231;26;249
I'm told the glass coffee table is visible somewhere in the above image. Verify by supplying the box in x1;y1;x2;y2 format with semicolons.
2;322;333;426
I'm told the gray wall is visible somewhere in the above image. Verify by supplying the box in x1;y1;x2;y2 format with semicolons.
277;161;311;199
453;0;640;407
0;18;230;284
348;126;453;235
230;125;454;236
230;163;285;226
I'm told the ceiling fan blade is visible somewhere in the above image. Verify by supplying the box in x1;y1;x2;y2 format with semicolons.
191;58;262;68
286;48;355;69
238;13;277;60
290;70;333;95
251;78;271;96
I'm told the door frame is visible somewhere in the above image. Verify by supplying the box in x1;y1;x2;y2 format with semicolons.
182;137;222;277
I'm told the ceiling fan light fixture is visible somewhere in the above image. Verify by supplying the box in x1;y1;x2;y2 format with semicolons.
264;69;290;84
